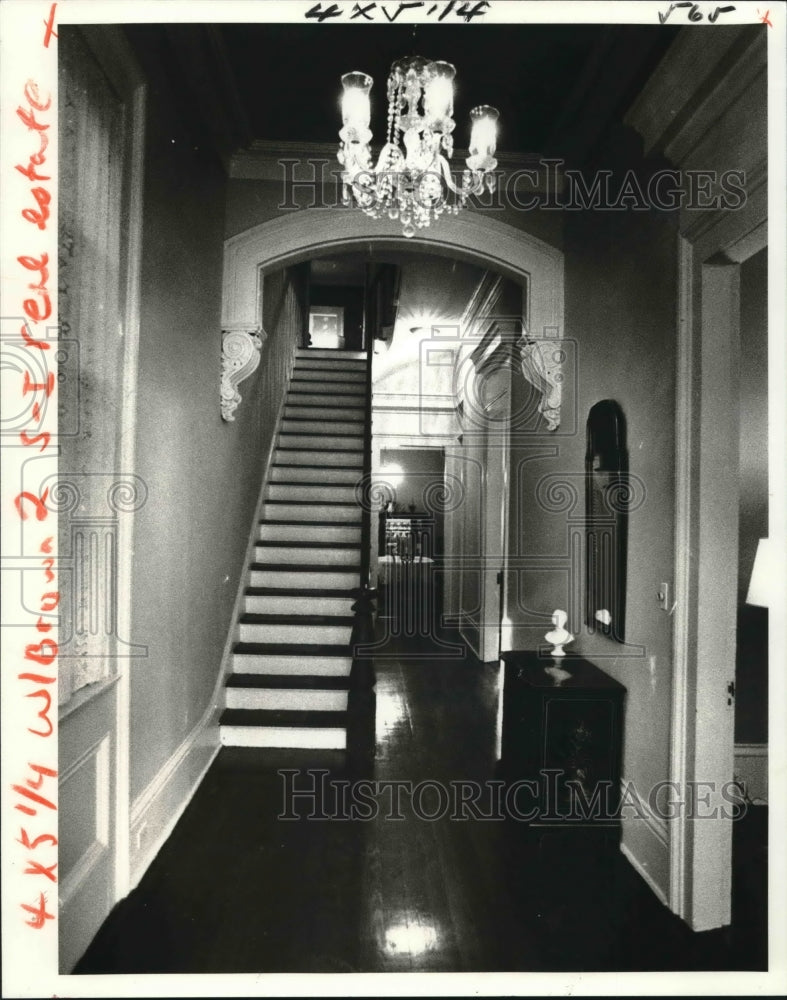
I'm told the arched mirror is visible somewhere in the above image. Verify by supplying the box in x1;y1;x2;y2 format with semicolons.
585;399;628;642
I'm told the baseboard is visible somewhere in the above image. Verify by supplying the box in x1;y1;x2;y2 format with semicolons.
734;742;768;804
129;712;220;887
620;840;669;908
458;613;482;662
619;778;670;908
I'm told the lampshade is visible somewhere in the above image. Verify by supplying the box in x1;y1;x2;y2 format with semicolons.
468;105;499;161
746;538;774;608
424;61;455;123
341;72;372;130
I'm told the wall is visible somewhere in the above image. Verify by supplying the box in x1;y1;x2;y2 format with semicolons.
225;173;564;251
507;126;679;890
735;246;768;744
123;39;304;872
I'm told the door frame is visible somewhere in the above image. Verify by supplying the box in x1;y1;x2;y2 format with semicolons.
670;222;767;931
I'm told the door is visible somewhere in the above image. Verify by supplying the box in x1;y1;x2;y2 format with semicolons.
478;348;511;663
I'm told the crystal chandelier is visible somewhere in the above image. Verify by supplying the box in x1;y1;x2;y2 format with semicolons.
338;57;499;238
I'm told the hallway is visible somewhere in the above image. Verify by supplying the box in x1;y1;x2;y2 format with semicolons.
74;630;766;976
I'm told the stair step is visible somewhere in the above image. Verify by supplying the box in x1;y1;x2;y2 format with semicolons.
228;673;351;689
241;612;356;623
279;434;364;449
256;539;360;548
287;392;365;407
267;483;359;502
244;591;355;615
258;522;361;542
246;586;355;597
250;566;360;588
255;538;361;566
292;368;366;382
239;614;354;644
232;642;353;675
293;364;367;375
225;679;349;711
274;449;363;468
294;354;367;368
262;501;361;523
296;348;366;361
280;429;364;442
253;548;360;567
284;406;365;421
220;709;347;749
221;708;348;726
270;466;360;485
281;418;364;435
290;378;365;391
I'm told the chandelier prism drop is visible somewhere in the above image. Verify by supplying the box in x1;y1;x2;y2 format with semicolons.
338;57;499;238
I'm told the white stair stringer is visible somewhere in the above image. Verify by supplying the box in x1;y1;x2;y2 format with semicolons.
220;347;370;751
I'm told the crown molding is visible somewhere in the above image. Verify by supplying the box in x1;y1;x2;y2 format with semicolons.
625;25;766;166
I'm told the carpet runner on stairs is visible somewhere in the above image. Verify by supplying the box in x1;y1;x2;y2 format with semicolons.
219;347;368;750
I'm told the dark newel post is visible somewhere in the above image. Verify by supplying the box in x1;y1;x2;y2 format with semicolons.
346;314;377;764
359;301;373;590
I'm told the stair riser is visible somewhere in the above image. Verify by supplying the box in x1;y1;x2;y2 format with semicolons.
267;484;359;502
262;503;360;523
295;351;367;371
250;569;359;588
232;653;353;675
220;726;347;749
284;407;365;422
270;466;360;485
254;544;360;565
296;349;365;361
294;357;367;370
292;369;366;383
274;448;363;467
239;623;353;644
226;688;349;711
287;393;365;407
244;595;355;615
281;419;364;435
279;434;364;451
258;524;361;543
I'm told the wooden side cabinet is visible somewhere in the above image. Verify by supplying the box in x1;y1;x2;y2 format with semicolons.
500;652;626;825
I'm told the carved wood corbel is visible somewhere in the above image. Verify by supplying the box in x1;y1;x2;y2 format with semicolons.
518;330;563;431
220;328;265;422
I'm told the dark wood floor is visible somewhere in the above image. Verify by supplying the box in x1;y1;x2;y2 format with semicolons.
75;629;768;975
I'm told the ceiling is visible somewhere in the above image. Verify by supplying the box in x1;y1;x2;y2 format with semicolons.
216;22;680;158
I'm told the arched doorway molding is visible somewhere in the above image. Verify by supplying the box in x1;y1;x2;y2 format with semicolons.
221;207;564;339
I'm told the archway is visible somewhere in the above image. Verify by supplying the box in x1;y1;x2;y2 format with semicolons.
221;207;564;340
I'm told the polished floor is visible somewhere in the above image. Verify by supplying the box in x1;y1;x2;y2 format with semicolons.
75;628;768;975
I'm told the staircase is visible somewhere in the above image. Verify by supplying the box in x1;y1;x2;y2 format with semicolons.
219;348;369;750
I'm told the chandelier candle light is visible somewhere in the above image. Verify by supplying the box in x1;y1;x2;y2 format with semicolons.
338;57;499;237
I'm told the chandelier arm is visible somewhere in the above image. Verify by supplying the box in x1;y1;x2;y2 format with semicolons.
437;155;485;197
436;154;462;195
